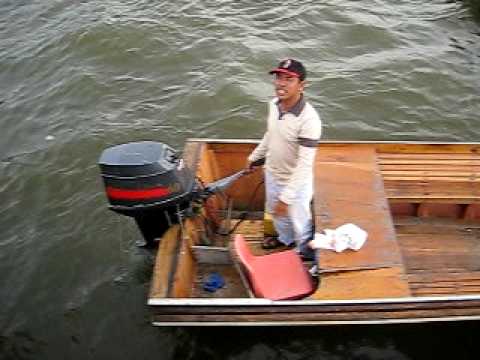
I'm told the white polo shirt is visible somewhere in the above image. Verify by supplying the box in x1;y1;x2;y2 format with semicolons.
248;96;322;204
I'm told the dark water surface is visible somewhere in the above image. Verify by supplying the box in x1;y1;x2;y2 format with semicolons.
1;1;480;359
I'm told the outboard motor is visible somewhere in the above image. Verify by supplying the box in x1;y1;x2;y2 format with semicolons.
99;141;255;246
98;141;196;245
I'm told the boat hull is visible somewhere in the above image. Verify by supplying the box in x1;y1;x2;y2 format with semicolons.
147;139;480;326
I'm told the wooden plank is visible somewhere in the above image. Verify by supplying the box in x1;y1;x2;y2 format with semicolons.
207;142;258;153
394;215;480;228
229;219;264;240
197;146;225;227
314;142;480;155
310;267;411;300
397;231;480;273
149;225;180;299
229;245;256;298
335;142;480;155
197;142;265;212
385;181;480;190
197;146;217;183
382;171;480;178
214;150;265;211
378;153;480;159
204;141;264;209
171;223;196;298
384;180;480;202
383;177;480;183
408;272;480;283
190;140;480;155
152;297;480;315
378;150;480;203
380;164;480;172
375;144;480;154
408;270;480;296
395;216;480;297
151;297;480;324
313;145;410;299
314;145;405;271
380;158;480;164
182;141;204;175
220;210;264;220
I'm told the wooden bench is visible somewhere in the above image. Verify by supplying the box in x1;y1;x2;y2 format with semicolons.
378;151;480;219
310;145;411;299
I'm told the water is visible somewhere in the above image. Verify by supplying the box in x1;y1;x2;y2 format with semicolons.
1;1;479;359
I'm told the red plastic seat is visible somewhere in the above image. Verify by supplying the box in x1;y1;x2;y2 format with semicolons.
233;234;314;300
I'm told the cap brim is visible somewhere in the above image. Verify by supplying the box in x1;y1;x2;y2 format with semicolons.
268;68;300;78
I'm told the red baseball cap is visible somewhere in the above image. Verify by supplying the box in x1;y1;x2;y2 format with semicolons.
269;59;307;81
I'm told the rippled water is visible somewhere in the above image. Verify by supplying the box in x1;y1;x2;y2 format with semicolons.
1;1;479;359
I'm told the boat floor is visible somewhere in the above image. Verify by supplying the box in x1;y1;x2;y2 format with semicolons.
191;219;314;299
192;264;249;298
397;216;480;296
150;141;480;303
191;216;480;299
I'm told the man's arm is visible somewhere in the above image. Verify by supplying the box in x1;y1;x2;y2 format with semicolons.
279;113;322;204
246;131;269;169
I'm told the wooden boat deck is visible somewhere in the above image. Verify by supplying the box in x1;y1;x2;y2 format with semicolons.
309;143;480;300
311;144;411;299
186;215;480;300
148;140;480;325
397;216;480;296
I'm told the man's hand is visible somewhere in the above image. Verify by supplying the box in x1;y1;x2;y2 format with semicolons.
245;159;259;174
273;200;289;217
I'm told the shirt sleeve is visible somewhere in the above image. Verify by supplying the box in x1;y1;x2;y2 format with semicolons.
248;101;272;163
248;131;269;163
279;113;322;204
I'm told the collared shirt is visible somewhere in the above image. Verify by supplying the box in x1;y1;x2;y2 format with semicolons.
276;96;306;120
248;97;322;204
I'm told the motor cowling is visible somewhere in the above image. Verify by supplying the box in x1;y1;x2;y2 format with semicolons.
98;141;196;245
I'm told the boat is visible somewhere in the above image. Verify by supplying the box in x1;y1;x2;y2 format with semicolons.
100;139;480;326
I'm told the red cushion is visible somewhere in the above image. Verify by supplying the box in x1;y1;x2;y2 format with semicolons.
234;235;314;300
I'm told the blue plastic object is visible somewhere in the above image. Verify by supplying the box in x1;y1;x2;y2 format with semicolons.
203;272;225;292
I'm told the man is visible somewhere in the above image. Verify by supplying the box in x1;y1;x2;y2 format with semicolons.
246;59;322;259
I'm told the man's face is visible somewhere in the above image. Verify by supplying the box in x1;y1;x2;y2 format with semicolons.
274;72;305;101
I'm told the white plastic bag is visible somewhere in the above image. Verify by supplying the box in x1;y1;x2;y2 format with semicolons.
310;223;367;253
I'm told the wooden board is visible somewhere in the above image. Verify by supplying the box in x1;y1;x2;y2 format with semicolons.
314;145;405;271
310;267;410;300
407;272;480;296
395;216;480;297
149;225;180;299
378;152;480;203
395;216;480;296
171;228;196;298
211;145;265;211
182;141;204;175
384;180;480;203
151;295;480;325
312;145;410;298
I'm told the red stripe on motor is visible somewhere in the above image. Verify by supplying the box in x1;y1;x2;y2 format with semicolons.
106;186;170;200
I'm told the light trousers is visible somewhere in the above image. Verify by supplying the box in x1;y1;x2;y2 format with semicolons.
265;170;314;257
